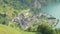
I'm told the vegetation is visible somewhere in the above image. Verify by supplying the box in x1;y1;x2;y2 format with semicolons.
37;23;56;34
0;0;60;34
0;24;20;34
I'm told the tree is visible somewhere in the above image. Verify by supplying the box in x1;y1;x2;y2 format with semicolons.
37;23;56;34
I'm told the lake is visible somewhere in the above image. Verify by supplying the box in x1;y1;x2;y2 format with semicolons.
41;2;60;28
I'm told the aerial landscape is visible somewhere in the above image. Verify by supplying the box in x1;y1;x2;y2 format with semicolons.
0;0;60;34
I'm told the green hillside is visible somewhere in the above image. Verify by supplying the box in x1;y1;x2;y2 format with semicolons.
0;24;21;34
0;24;36;34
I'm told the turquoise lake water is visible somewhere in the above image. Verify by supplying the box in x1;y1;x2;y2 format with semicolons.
41;2;60;28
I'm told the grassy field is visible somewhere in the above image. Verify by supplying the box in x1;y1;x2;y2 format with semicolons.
0;24;21;34
0;24;36;34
